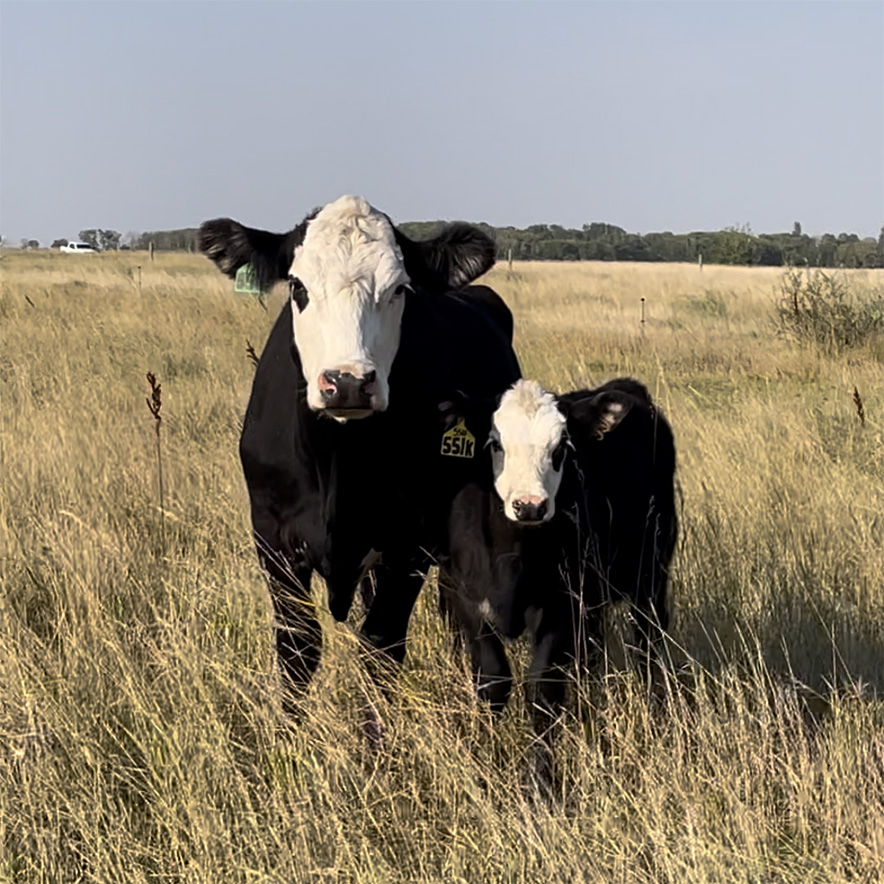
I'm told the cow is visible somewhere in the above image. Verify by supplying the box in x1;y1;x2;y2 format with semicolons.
440;377;678;740
198;195;521;711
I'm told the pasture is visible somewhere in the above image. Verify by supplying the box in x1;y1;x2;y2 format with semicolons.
2;251;883;883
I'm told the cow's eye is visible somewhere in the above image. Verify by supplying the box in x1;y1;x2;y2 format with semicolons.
487;437;503;454
289;276;309;313
393;283;411;298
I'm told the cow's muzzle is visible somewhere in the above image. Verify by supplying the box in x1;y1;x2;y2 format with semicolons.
319;369;378;416
511;496;550;525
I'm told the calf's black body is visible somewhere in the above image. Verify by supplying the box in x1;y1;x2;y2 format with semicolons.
442;378;678;734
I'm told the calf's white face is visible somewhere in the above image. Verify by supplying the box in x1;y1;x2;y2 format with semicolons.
289;195;410;417
490;380;568;524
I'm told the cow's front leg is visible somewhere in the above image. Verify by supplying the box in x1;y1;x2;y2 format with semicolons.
259;546;322;712
360;559;426;666
353;559;425;751
471;628;513;713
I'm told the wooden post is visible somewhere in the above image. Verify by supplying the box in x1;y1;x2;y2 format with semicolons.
149;241;155;262
640;297;646;336
698;253;703;271
507;248;513;271
137;265;142;295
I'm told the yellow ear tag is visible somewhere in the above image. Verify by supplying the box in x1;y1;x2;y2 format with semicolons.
441;418;476;458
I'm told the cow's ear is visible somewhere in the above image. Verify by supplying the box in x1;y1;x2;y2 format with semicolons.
562;391;633;441
438;391;469;431
437;390;497;431
198;218;302;291
396;223;496;291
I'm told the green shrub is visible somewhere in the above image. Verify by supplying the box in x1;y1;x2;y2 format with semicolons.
775;268;884;355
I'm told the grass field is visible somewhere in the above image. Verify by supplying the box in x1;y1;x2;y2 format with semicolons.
2;250;883;883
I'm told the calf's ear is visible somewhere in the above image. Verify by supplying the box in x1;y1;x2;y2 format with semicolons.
562;391;633;441
198;218;302;291
396;223;496;291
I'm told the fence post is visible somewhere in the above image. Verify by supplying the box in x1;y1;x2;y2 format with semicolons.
149;242;155;262
698;253;703;271
137;265;142;295
507;248;513;271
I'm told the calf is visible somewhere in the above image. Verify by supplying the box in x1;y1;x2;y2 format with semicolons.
441;377;677;734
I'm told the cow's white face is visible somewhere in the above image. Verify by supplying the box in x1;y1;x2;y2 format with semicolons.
288;195;410;418
490;380;568;524
199;195;499;419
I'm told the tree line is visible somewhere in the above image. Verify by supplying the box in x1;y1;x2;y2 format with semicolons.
13;221;884;268
399;220;884;269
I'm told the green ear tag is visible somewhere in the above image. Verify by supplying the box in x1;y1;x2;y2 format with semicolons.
234;263;266;295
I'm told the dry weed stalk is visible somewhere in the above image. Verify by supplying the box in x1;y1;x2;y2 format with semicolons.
145;371;166;554
246;339;259;368
852;386;865;427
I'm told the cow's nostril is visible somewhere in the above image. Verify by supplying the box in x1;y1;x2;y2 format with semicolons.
320;370;340;392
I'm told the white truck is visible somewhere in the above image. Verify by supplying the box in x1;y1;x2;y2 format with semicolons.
60;242;98;254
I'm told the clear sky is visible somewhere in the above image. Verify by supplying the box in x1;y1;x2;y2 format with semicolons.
1;0;882;245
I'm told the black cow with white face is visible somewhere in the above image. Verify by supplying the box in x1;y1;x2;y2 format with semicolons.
199;195;521;706
441;377;677;736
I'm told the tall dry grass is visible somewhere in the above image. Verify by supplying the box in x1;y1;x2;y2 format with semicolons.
1;251;882;883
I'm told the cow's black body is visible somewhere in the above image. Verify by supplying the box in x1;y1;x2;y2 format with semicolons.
442;378;677;734
242;285;521;693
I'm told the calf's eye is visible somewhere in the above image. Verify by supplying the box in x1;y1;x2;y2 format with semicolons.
551;441;567;471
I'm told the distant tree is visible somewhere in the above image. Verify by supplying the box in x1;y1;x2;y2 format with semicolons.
132;227;198;251
526;224;552;239
878;225;884;264
754;236;783;266
836;238;882;269
615;235;651;261
713;225;756;265
792;221;802;236
79;229;100;249
818;234;838;267
28;239;40;250
51;238;69;249
583;222;626;240
98;229;121;251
